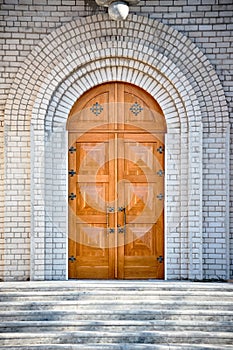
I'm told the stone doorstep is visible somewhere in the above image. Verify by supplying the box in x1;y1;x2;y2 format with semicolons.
1;309;232;323
0;294;232;304
1;281;233;289
1;330;233;346
1;344;233;350
1;289;233;296
0;319;232;333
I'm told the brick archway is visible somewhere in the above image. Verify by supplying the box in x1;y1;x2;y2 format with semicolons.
3;14;230;281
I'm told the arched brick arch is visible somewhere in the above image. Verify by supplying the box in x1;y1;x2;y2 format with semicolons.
5;15;228;130
3;14;230;281
40;56;196;130
36;59;200;280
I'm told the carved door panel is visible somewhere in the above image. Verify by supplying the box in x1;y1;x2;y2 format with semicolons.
117;134;164;279
68;133;115;279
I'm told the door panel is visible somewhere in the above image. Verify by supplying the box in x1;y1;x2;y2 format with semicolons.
123;84;166;132
68;133;115;279
67;84;115;131
117;134;164;279
68;82;166;279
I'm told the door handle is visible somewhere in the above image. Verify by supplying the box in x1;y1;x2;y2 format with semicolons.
123;207;126;228
107;207;114;234
118;207;126;233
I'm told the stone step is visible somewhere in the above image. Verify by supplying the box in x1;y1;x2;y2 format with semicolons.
1;330;233;346
0;319;232;333
1;309;233;322
1;344;233;350
0;299;232;311
1;281;232;292
1;290;232;302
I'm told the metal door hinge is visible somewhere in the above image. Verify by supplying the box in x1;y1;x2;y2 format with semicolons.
69;169;76;177
157;256;164;263
69;146;76;153
69;256;76;262
157;170;165;177
69;193;76;200
157;146;164;154
157;193;164;200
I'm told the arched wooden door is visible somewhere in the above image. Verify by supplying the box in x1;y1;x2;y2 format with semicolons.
67;83;166;279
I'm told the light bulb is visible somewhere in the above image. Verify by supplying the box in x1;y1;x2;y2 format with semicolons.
108;1;129;21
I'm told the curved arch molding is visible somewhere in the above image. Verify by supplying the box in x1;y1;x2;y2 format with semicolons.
3;14;230;281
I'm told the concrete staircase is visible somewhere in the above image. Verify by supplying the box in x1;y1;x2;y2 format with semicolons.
0;281;232;349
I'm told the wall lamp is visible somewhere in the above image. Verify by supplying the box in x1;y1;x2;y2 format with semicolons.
95;0;140;21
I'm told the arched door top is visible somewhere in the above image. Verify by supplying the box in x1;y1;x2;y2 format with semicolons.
67;82;167;134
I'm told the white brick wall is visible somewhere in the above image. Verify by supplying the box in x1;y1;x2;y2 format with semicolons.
0;1;232;280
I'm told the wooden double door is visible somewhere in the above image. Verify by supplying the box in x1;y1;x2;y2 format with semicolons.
67;83;166;279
